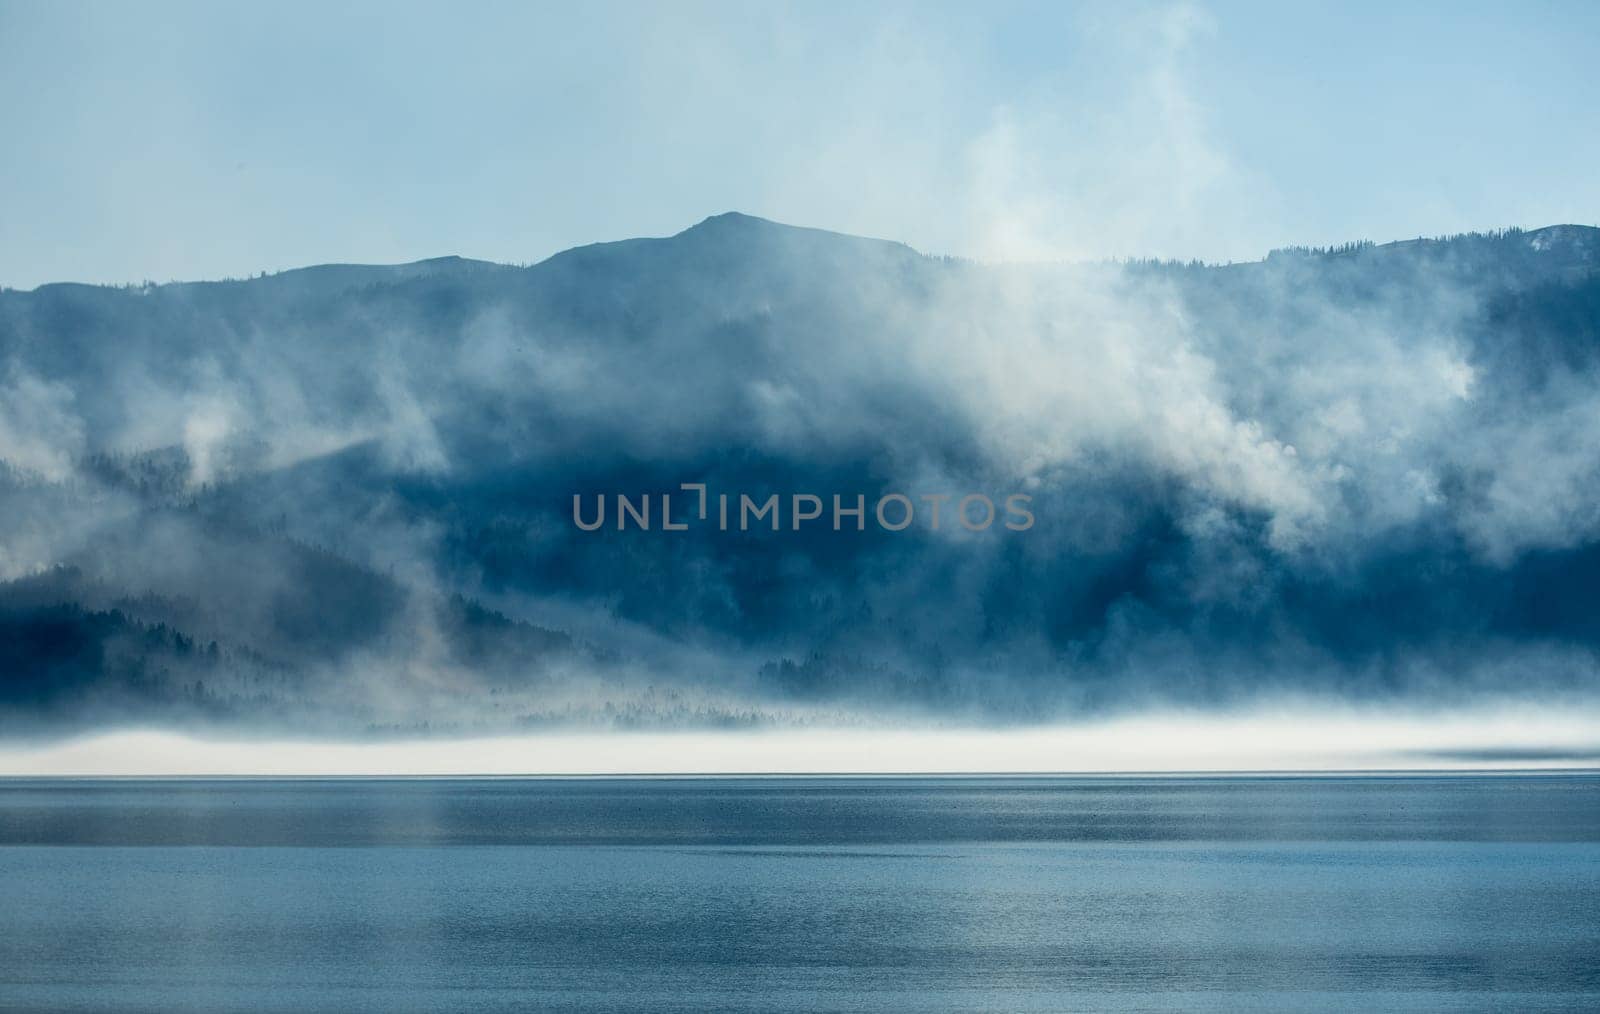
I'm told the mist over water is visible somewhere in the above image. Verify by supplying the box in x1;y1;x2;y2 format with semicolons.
4;7;1600;1014
7;706;1600;776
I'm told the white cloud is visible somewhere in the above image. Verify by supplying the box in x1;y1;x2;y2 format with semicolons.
0;367;85;482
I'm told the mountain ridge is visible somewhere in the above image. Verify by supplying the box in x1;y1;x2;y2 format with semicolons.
8;216;1597;294
2;215;1600;734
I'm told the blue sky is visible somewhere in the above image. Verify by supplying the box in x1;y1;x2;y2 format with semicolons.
2;0;1596;287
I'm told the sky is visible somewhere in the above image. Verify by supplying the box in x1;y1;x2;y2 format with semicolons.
1;0;1597;288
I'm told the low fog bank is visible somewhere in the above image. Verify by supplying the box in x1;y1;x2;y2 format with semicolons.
2;215;1600;737
5;702;1599;775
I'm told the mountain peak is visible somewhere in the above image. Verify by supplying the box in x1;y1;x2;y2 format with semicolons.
675;212;806;241
687;211;771;230
671;212;923;261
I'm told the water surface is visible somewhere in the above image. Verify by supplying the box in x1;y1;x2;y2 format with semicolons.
1;775;1597;1012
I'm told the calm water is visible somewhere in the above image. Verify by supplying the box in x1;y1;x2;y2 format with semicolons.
1;775;1598;1012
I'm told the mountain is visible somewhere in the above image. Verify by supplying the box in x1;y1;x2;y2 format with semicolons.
2;216;1600;734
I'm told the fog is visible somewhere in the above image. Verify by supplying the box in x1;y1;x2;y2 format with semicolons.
5;702;1598;775
1;215;1599;740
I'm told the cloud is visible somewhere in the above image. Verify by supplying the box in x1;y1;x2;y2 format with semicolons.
0;366;85;483
958;2;1274;264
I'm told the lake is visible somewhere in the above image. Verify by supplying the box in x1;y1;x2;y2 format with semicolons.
1;775;1598;1011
